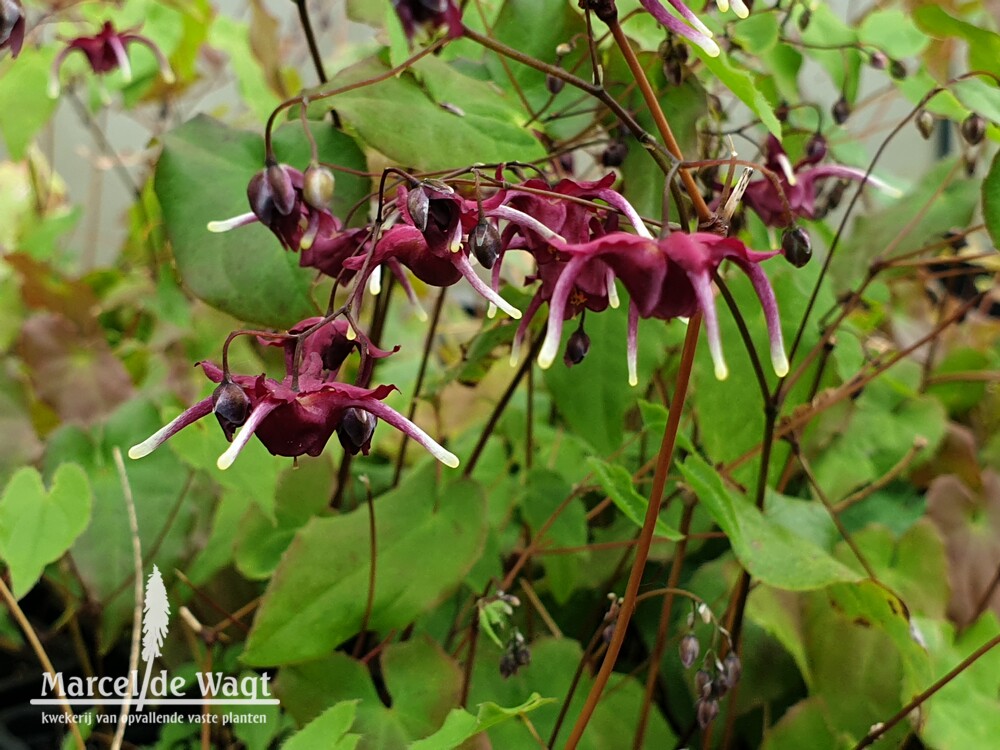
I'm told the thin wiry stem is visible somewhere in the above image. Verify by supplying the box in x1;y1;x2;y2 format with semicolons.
564;314;702;750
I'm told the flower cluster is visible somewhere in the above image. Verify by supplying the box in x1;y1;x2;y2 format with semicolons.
138;132;804;471
129;318;458;470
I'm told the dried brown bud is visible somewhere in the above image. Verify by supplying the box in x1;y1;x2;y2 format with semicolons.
916;110;934;140
679;633;700;668
781;226;812;268
888;59;907;80
470;217;502;269
303;165;335;210
797;8;812;31
961;113;986;146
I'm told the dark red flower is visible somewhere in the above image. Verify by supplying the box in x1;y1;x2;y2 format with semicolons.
48;21;174;96
535;231;787;383
392;0;463;42
743;135;899;226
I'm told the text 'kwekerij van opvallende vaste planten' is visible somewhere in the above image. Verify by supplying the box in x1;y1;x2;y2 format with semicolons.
1;0;1000;747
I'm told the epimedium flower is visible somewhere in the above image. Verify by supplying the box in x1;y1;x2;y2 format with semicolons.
0;0;25;59
638;0;732;58
535;230;788;385
128;361;459;470
48;21;175;97
392;0;463;42
743;134;899;226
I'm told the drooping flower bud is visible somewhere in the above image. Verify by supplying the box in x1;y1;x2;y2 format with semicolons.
601;140;629;167
832;96;851;125
407;186;430;232
804;133;827;162
337;408;377;455
212;380;251;441
679;633;700;668
470;217;502;269
695;669;713;699
916;109;934;140
266;163;297;216
961;113;986;146
868;50;888;70
247;170;275;224
797;8;811;31
888;59;907;80
723;652;742;687
563;326;591;366
545;73;565;95
303;164;335;210
696;698;720;728
781;226;812;268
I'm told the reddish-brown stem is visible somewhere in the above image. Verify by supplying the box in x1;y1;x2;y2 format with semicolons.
634;501;696;748
564;313;702;750
606;18;713;225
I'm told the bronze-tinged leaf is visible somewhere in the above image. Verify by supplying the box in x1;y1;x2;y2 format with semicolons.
926;470;1000;626
18;313;133;426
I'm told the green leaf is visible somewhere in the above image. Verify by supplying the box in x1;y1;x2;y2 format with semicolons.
0;464;92;598
283;701;361;750
586;457;682;540
984;149;1000;250
327;58;545;171
679;453;861;591
0;48;59;158
918;614;1000;749
243;467;487;665
279;638;462;742
858;10;928;59
466;637;676;748
693;47;781;138
519;469;588;604
408;693;554;750
154;115;368;327
914;7;1000;79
